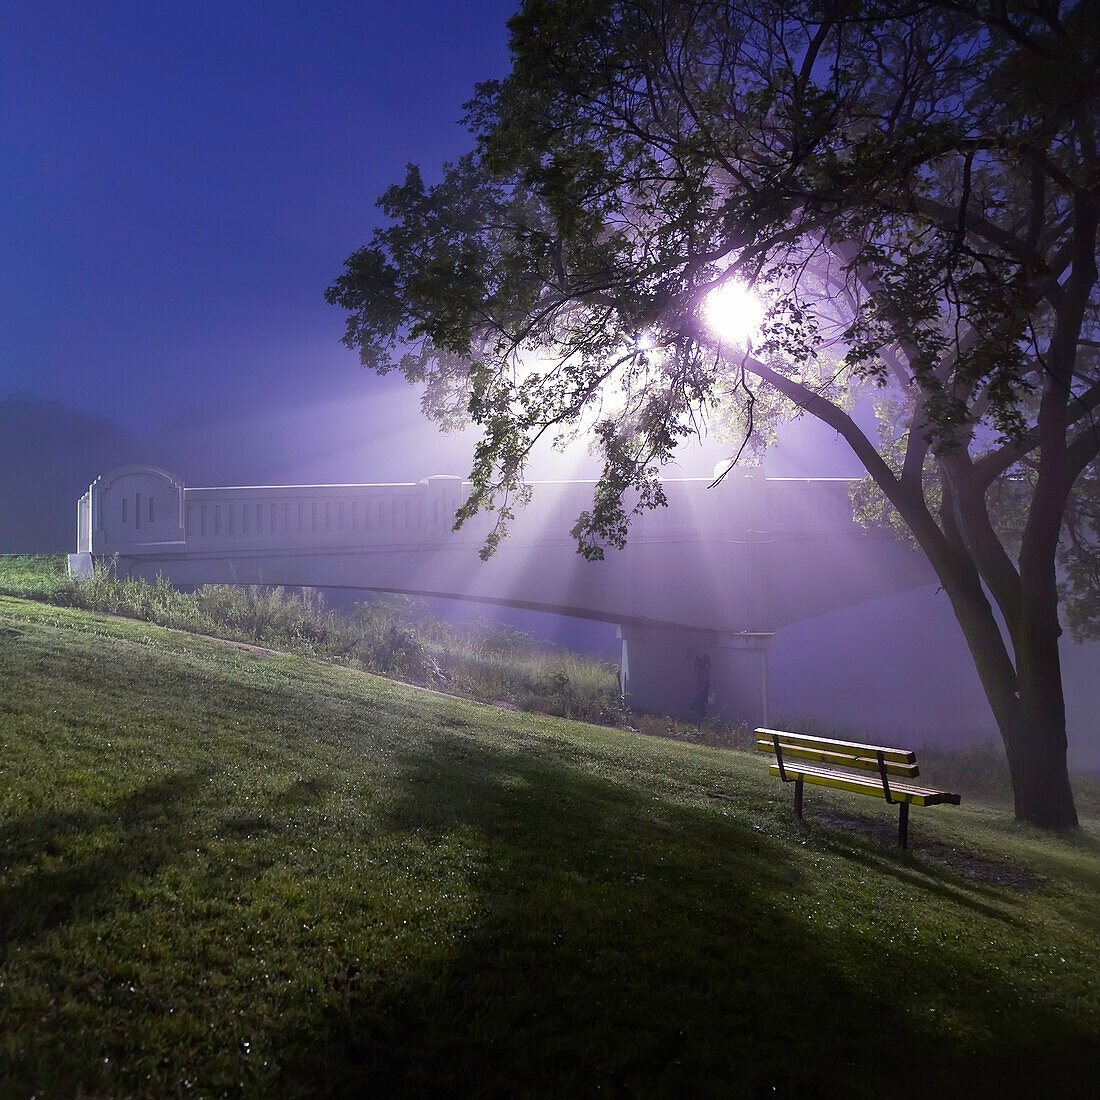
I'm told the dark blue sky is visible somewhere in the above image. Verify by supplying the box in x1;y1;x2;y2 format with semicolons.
2;0;864;491
1;0;526;483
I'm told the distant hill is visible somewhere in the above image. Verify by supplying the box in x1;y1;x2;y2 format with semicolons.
0;395;143;553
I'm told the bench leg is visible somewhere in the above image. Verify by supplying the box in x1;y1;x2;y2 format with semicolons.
794;777;804;820
898;802;909;849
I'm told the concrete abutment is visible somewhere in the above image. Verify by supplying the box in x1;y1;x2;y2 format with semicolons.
618;624;774;726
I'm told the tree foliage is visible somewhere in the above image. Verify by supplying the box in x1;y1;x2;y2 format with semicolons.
328;0;1100;828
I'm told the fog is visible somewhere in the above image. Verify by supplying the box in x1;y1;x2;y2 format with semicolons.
4;392;1097;774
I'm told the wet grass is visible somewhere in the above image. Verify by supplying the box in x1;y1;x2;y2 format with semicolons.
0;592;1098;1097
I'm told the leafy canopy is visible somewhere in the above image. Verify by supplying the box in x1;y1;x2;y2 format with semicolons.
327;0;1099;622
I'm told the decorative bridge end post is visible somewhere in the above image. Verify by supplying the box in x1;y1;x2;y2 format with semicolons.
69;465;186;577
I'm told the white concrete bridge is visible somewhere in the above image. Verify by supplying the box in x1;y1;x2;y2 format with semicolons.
70;464;933;723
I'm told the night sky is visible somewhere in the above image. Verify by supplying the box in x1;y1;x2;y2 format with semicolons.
2;0;864;495
2;0;525;488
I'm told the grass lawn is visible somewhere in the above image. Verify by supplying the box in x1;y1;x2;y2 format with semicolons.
1;591;1098;1097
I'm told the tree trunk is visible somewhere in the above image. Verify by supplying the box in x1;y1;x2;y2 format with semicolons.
959;613;1078;829
785;364;1084;831
927;537;1079;829
1006;589;1080;829
1002;712;1079;829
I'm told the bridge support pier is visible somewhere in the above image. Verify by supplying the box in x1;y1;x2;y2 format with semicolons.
618;625;774;727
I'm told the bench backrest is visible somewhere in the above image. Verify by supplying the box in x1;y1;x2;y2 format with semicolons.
754;728;920;779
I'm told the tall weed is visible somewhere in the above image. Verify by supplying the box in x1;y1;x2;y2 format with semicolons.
3;557;620;722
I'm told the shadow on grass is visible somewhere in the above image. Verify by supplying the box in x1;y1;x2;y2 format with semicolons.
278;774;331;807
0;767;216;948
814;830;1026;923
267;727;1100;1098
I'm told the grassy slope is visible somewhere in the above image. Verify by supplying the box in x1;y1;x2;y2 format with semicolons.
1;593;1098;1098
0;555;625;728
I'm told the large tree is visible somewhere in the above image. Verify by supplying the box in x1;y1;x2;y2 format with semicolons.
328;0;1100;829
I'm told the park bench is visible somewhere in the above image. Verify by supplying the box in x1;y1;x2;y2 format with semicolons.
755;728;961;848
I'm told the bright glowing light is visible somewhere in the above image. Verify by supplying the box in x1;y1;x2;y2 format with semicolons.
703;279;765;347
635;330;656;352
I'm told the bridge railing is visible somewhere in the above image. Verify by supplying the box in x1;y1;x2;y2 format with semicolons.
76;465;866;560
761;477;859;535
77;468;471;557
181;476;468;552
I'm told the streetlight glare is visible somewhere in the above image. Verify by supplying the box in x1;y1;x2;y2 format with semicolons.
703;279;764;347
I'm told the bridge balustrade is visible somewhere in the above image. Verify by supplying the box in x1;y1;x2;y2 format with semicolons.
181;481;467;550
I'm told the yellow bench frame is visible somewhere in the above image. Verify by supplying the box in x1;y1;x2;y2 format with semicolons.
755;728;961;848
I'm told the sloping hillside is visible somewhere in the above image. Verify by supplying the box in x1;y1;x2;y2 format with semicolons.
1;593;1098;1097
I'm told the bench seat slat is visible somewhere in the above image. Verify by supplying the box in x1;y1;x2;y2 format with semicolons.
768;763;961;806
755;727;916;765
754;739;920;777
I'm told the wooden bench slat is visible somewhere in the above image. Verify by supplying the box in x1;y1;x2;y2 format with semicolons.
755;727;916;764
768;763;962;806
754;739;920;777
